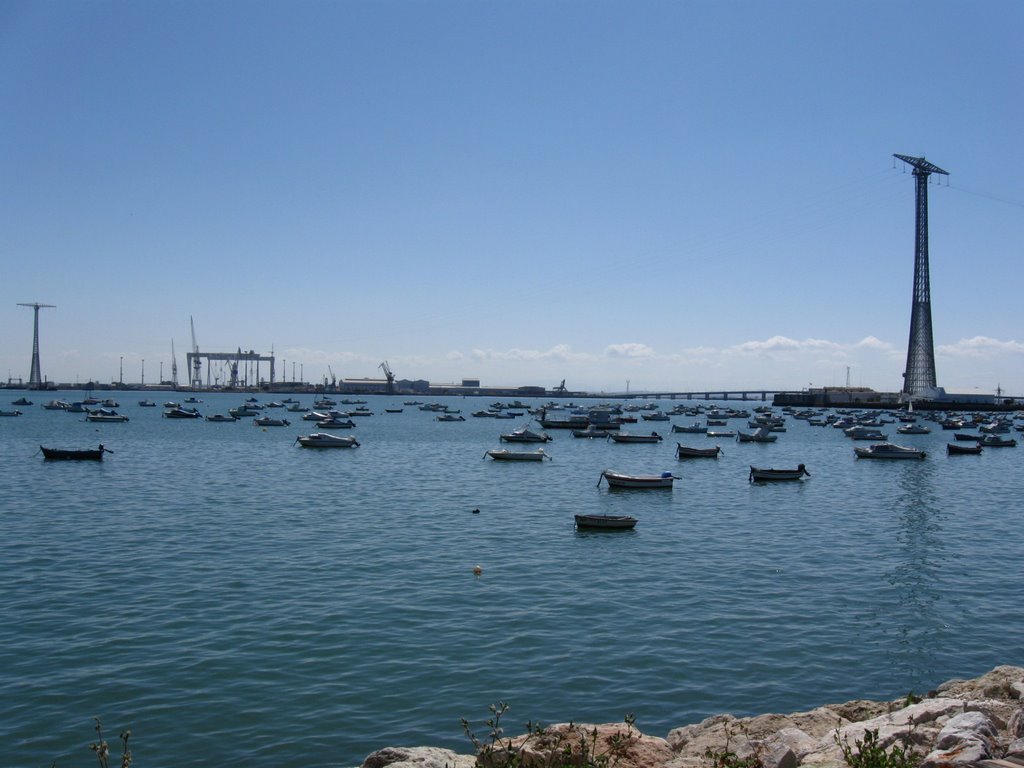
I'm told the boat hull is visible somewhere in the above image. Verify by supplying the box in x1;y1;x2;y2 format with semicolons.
574;514;637;530
486;449;549;461
41;446;105;461
600;471;675;489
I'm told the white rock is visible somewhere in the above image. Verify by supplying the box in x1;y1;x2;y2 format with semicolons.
934;711;998;751
360;746;476;768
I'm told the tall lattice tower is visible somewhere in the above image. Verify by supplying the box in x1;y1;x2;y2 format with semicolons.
17;302;55;389
893;154;948;399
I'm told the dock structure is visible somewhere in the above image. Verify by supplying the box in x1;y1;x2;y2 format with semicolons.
186;349;276;389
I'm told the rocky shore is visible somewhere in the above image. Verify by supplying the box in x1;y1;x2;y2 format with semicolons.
361;666;1024;768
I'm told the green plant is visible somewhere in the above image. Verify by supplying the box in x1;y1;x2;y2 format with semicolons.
88;718;132;768
702;723;763;768
461;702;638;768
836;728;919;768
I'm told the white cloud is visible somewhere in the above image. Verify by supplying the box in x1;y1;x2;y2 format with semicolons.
855;336;895;351
724;335;841;356
936;336;1024;358
605;342;656;358
468;344;588;362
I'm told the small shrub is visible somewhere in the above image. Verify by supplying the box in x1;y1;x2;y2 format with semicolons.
702;723;763;768
461;702;637;768
836;727;918;768
88;717;132;768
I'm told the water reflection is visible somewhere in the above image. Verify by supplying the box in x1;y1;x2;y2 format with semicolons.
885;461;946;688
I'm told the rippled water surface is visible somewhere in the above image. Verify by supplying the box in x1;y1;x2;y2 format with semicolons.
2;394;1022;767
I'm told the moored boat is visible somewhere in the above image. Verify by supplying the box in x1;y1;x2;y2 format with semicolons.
672;423;707;434
676;443;721;458
574;514;638;530
854;442;926;460
163;407;202;419
608;431;663;444
254;416;290;427
749;464;810;482
978;435;1017;447
316;417;356;429
485;448;551;461
41;444;111;461
86;410;129;422
500;427;552;443
598;470;677;488
205;414;238;422
0;409;22;417
295;433;360;448
947;442;982;455
736;427;777;443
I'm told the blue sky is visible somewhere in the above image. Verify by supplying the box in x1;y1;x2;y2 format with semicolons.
2;1;1021;393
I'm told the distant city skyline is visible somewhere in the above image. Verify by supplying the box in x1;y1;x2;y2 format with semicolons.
2;1;1022;394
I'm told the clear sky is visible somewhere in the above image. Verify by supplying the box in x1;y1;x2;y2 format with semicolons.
2;0;1021;394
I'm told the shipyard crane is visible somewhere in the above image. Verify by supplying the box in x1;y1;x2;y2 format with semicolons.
171;340;179;388
327;365;337;390
553;379;568;395
190;316;202;388
379;361;395;394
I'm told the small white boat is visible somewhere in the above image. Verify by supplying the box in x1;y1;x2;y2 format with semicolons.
845;425;887;440
572;425;611;438
574;514;637;530
978;435;1017;447
749;464;810;482
205;414;238;422
672;423;707;433
897;424;931;435
736;427;777;443
316;417;356;429
86;409;129;422
163;407;202;419
598;470;677;489
254;416;290;427
485;448;551;461
500;427;552;443
295;433;360;448
854;442;926;460
138;399;156;407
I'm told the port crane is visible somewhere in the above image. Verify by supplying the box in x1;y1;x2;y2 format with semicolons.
553;379;568;395
190;316;202;388
379;361;395;394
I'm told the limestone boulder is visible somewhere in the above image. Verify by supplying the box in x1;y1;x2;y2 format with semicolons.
360;746;477;768
933;666;1024;703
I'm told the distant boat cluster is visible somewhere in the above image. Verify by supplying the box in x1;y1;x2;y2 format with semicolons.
26;395;1023;534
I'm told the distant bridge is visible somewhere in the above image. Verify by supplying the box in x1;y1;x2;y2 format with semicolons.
580;390;800;402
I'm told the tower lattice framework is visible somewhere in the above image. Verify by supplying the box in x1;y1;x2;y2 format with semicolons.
17;302;55;389
894;154;948;398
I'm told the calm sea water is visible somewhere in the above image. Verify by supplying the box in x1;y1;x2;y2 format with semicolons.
1;393;1021;767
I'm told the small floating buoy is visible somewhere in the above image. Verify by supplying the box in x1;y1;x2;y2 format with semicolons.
472;565;483;576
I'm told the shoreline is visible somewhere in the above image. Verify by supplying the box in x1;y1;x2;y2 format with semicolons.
361;666;1024;768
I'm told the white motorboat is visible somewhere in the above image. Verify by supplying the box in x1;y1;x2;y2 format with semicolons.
485;448;551;461
295;433;360;448
854;442;926;460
